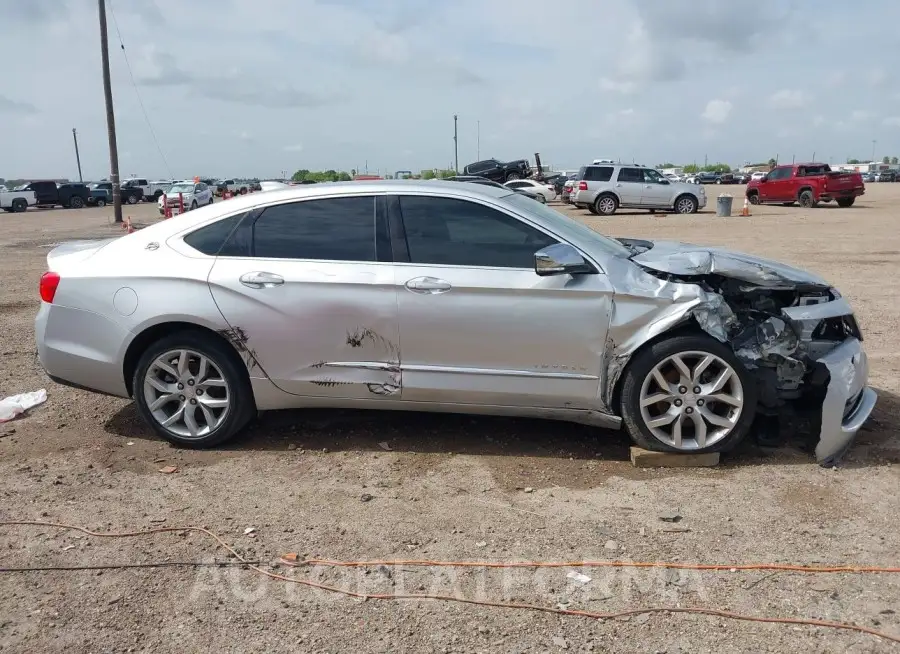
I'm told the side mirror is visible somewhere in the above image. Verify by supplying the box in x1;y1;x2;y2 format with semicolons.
658;179;670;185
760;174;768;182
534;243;594;276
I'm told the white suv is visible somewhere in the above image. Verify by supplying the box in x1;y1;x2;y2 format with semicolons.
573;164;706;216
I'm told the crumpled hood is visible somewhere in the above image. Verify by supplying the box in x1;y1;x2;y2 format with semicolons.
626;239;829;287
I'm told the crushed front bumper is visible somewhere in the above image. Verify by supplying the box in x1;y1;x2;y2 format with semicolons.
815;337;876;466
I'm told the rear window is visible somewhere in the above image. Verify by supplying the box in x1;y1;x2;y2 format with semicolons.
583;166;613;182
183;213;246;256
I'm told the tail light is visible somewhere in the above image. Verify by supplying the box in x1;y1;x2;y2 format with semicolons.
40;272;60;303
578;181;588;191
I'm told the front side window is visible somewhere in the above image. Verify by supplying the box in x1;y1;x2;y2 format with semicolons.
397;196;557;268
642;169;664;183
252;196;377;261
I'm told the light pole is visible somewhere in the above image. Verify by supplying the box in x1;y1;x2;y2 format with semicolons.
98;0;123;222
453;114;458;173
476;120;480;160
872;140;877;162
72;128;83;183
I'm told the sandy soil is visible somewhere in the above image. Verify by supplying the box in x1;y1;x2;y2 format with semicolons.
0;186;898;653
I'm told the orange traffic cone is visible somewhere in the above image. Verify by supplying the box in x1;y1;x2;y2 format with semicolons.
740;197;751;217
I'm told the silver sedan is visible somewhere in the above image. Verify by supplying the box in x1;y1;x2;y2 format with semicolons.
35;181;875;464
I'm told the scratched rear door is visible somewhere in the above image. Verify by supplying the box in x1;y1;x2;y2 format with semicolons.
207;193;402;399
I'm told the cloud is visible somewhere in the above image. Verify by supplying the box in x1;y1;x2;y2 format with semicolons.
850;110;873;122
812;115;826;127
769;89;809;109
701;99;732;124
884;117;900;128
0;94;37;114
283;143;304;152
599;78;637;95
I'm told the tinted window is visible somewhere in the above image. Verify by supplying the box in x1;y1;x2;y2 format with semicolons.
398;196;557;268
506;181;527;189
184;213;245;256
643;169;663;183
584;166;613;182
252;196;376;261
617;168;644;183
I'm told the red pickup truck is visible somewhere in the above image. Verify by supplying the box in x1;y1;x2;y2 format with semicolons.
746;163;865;208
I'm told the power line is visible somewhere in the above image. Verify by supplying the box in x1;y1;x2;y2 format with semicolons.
107;0;173;179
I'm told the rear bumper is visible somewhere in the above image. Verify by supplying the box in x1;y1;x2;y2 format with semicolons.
819;187;865;201
815;337;876;466
35;303;130;398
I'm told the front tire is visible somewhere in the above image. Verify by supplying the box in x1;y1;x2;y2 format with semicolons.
11;198;27;213
70;196;85;209
674;194;698;214
620;334;757;454
190;201;198;210
747;193;760;205
506;173;520;182
96;199;106;207
133;331;255;448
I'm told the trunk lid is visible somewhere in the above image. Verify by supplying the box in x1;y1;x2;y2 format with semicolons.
823;170;862;192
46;237;119;272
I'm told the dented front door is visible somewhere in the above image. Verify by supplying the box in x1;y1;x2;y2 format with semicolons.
206;195;401;399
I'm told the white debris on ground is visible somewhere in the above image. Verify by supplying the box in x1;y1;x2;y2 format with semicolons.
0;389;47;423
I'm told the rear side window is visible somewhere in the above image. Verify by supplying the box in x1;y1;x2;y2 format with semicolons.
252;196;377;261
183;213;245;256
583;166;613;182
617;168;643;183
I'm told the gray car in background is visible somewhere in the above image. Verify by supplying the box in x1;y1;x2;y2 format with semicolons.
573;163;707;216
35;181;873;465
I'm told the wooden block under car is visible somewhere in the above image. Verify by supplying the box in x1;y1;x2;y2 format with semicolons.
629;447;720;468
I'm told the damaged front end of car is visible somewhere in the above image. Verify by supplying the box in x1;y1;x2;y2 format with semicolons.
607;240;876;466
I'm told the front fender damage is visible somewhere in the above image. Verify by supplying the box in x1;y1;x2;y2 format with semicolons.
605;243;875;465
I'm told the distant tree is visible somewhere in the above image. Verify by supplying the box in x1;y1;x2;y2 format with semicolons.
682;164;699;174
656;162;676;169
883;156;891;164
337;172;352;181
767;158;778;168
847;158;860;164
892;157;899;165
291;169;352;182
421;170;436;180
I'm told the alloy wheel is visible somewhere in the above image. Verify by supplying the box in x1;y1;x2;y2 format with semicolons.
142;349;231;440
638;351;743;450
676;197;696;214
597;196;616;215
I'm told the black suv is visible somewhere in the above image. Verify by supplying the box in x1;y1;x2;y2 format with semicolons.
462;158;531;183
22;181;91;208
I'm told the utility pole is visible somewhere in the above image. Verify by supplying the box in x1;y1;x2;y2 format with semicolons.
72;128;83;182
476;120;480;160
453;114;458;173
98;0;122;222
872;140;876;162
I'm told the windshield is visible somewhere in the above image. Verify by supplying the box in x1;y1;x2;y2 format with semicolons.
169;184;194;194
500;193;632;258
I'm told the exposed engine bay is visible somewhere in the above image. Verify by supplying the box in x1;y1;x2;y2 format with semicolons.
614;238;874;465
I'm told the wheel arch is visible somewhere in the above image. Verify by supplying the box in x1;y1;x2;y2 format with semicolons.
609;321;713;418
594;190;620;206
673;192;699;209
796;185;814;199
123;321;254;398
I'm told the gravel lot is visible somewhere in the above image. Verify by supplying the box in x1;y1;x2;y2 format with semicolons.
1;186;898;653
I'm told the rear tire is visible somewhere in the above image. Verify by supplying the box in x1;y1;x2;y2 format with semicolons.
506;173;520;182
594;193;618;216
132;330;256;448
190;201;198;210
69;196;85;209
96;199;106;207
799;190;817;208
127;194;139;205
837;197;855;208
619;334;757;454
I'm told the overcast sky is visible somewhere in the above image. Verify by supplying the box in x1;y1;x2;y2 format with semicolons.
2;0;899;180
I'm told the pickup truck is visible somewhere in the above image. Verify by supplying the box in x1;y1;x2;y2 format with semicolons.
17;181;91;208
462;158;531;182
122;178;168;202
87;184;110;207
215;179;249;196
0;187;37;212
746;163;865;208
92;181;144;205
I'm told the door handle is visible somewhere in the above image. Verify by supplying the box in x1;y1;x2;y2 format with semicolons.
239;271;284;289
405;276;451;294
615;183;622;187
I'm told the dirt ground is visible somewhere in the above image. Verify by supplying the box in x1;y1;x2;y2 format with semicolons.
0;185;898;653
